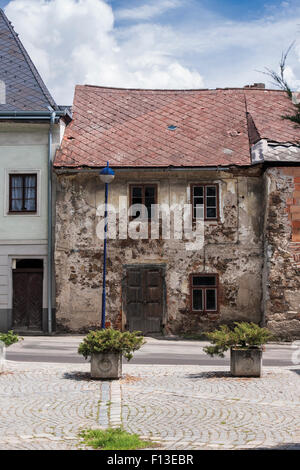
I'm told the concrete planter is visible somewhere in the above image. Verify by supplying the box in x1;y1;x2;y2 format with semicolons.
230;347;263;377
90;352;122;379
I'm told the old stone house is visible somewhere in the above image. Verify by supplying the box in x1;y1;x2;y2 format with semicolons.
0;9;71;334
54;85;300;339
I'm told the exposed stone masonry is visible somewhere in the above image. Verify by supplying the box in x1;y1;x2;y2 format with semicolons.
264;167;300;339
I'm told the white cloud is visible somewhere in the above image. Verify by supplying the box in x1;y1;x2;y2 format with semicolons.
283;65;300;89
115;11;300;90
4;0;204;104
4;0;300;105
116;0;182;21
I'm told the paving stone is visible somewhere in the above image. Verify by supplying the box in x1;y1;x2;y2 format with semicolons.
0;361;299;450
121;364;300;450
0;361;109;450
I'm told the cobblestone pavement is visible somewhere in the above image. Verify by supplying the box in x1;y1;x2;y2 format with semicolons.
0;361;299;450
121;365;300;450
0;361;110;450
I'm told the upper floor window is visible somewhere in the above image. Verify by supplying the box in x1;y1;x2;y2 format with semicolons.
129;184;157;220
9;174;37;213
190;274;218;313
191;184;219;220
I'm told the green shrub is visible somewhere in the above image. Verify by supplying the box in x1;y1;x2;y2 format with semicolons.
78;328;145;361
0;330;22;347
203;322;273;358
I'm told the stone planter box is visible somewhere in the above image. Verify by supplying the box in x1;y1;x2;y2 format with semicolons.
230;347;262;377
91;352;122;379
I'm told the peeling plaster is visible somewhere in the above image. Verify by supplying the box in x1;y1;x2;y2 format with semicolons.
54;169;267;335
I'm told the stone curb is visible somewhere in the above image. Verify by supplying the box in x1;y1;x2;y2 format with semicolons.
110;380;122;428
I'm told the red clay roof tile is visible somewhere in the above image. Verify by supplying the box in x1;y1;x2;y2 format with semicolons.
54;86;300;168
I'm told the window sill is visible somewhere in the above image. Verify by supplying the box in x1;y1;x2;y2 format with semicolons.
7;211;38;216
190;310;219;315
192;219;219;223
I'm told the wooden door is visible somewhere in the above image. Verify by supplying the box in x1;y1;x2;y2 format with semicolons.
13;269;43;330
125;266;164;334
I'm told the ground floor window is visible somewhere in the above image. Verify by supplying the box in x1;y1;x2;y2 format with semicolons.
190;273;218;313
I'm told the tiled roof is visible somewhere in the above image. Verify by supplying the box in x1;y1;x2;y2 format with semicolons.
54;85;300;169
245;89;300;145
0;8;57;112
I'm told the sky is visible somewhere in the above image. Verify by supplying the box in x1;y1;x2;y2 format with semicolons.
0;0;299;105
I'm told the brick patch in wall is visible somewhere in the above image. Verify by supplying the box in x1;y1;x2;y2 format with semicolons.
284;170;300;242
289;242;300;268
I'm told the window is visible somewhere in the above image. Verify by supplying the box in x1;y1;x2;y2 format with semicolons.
9;174;37;213
191;184;219;220
190;274;218;313
129;184;157;220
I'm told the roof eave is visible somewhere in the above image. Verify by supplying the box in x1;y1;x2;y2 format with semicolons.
53;164;249;172
0;109;72;122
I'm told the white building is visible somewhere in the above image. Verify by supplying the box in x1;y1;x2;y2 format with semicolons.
0;9;71;333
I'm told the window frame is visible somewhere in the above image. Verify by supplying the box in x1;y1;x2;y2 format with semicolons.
9;173;38;214
129;184;158;221
190;273;219;314
191;183;219;221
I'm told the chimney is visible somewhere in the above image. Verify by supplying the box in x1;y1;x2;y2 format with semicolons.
244;83;265;89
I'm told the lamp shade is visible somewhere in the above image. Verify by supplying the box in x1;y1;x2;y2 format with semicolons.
100;162;115;184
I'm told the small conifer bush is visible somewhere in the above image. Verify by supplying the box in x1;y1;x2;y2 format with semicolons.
0;331;22;347
78;328;145;361
203;322;273;358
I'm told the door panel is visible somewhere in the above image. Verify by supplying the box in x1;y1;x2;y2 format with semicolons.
13;270;43;330
126;269;144;332
12;272;28;327
145;269;162;305
125;266;164;334
27;272;43;329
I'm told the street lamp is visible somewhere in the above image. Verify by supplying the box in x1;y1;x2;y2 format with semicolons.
99;162;115;329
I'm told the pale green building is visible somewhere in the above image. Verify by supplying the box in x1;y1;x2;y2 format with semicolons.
0;9;71;333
